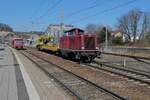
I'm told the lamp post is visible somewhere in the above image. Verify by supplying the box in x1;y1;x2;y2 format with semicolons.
105;26;108;49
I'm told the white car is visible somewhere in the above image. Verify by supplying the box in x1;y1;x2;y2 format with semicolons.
0;43;5;50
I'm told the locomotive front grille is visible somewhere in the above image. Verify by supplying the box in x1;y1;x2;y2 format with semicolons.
84;37;95;50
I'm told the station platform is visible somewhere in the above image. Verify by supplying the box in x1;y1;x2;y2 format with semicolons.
0;47;72;100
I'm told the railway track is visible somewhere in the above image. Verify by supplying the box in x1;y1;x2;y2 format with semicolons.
95;60;150;75
20;50;126;100
102;52;150;60
89;61;150;86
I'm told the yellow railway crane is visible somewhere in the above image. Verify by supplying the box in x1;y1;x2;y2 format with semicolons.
36;35;59;53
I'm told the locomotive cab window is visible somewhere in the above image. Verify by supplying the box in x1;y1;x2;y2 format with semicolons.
68;32;75;36
78;32;84;35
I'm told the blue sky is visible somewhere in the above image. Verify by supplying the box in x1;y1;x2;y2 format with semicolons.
0;0;149;31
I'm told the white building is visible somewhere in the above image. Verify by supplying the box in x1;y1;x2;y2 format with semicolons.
45;24;74;43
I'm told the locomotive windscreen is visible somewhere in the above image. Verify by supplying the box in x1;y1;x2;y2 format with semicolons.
15;39;24;44
84;37;95;50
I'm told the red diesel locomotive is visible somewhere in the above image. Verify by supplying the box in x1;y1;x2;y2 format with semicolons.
59;28;100;62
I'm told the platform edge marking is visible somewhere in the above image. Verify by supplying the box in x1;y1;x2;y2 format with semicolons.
10;47;41;100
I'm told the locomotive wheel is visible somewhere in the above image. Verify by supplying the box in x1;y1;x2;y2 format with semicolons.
89;56;95;63
85;56;95;63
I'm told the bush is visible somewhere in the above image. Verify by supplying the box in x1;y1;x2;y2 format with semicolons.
112;37;123;45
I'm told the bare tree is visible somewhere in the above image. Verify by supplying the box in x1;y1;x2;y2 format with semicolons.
130;10;142;42
118;15;131;41
139;13;150;40
117;9;150;42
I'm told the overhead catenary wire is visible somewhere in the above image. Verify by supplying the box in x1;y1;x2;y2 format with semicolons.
67;0;109;18
30;0;48;20
42;0;109;23
69;0;138;24
30;0;137;32
29;0;63;32
35;0;63;21
28;0;49;26
27;0;51;32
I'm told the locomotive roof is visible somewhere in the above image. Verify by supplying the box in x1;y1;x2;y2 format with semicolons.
64;28;84;33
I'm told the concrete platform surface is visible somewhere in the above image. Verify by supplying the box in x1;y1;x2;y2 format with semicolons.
14;48;72;100
0;47;29;100
0;46;72;100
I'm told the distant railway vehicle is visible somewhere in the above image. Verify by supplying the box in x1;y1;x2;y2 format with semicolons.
36;35;59;53
12;38;25;49
36;28;101;62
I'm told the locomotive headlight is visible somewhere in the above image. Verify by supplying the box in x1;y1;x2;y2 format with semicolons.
81;47;84;50
96;47;99;49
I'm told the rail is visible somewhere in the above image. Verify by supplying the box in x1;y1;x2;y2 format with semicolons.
102;52;150;60
20;49;126;100
87;61;150;86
